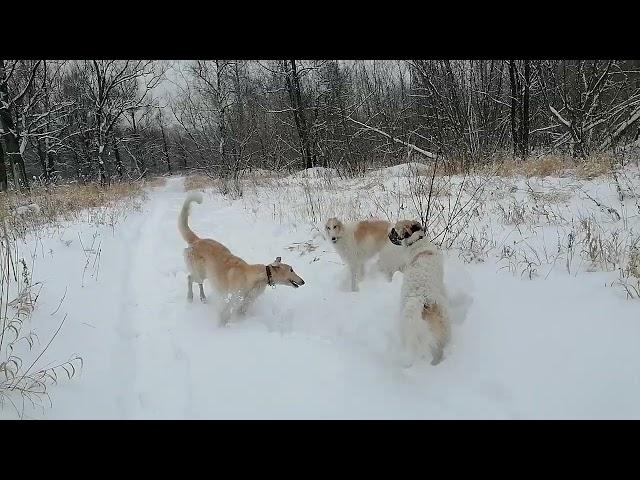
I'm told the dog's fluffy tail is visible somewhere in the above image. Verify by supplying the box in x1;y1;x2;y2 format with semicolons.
178;191;203;245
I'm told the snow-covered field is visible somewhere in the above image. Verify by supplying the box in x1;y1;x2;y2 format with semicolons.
2;162;640;419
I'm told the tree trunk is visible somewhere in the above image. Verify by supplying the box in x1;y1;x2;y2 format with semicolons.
0;59;30;191
113;137;124;178
284;60;314;169
521;60;530;158
36;138;50;181
2;127;29;191
0;138;7;192
508;60;520;157
160;120;172;173
94;102;108;185
97;147;108;186
73;150;81;181
213;60;228;176
47;150;56;180
40;61;54;182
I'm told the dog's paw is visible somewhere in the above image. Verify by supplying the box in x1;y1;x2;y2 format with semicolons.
397;351;414;369
218;313;231;327
430;350;444;366
401;359;414;369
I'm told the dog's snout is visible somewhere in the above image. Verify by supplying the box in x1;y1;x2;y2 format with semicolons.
299;279;306;285
331;237;336;242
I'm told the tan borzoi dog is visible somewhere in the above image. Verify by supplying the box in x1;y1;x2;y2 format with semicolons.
325;217;405;291
179;192;305;324
388;220;450;366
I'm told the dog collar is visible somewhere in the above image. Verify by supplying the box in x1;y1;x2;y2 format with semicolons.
266;265;275;288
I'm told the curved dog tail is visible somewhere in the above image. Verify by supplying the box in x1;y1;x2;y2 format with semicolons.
178;191;203;245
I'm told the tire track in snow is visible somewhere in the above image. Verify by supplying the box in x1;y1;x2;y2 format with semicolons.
112;202;147;418
122;177;194;418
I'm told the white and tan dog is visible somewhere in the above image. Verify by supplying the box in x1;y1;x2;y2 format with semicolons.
325;217;405;291
179;192;305;324
388;220;450;366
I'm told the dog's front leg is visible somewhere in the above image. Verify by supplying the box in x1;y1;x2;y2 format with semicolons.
199;284;207;303
239;285;263;315
348;262;362;292
430;347;444;366
220;292;246;325
219;296;236;326
350;267;358;292
237;291;252;315
187;275;194;302
219;304;232;326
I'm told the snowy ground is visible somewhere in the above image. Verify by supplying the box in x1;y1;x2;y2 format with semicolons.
2;165;640;419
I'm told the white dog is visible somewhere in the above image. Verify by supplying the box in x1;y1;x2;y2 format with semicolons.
388;220;450;366
376;242;409;282
325;217;404;291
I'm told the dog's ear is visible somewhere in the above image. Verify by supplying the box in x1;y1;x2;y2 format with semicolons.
272;256;282;266
403;222;423;239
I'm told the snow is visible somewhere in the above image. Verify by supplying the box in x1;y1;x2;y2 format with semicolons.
2;166;640;419
371;162;433;177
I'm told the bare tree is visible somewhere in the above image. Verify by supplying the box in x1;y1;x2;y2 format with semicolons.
78;60;163;184
508;60;531;158
0;59;41;191
536;60;640;157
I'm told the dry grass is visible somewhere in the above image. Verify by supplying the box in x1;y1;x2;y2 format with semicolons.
483;153;618;180
489;155;570;178
199;157;640;300
1;234;82;418
238;168;283;180
524;155;570;177
0;178;150;417
615;238;640;299
575;153;617;180
183;174;219;192
185;151;619;189
357;152;616;181
143;176;167;188
184;171;290;198
0;181;146;239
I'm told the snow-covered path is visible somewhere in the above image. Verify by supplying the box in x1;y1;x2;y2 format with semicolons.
6;176;640;419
